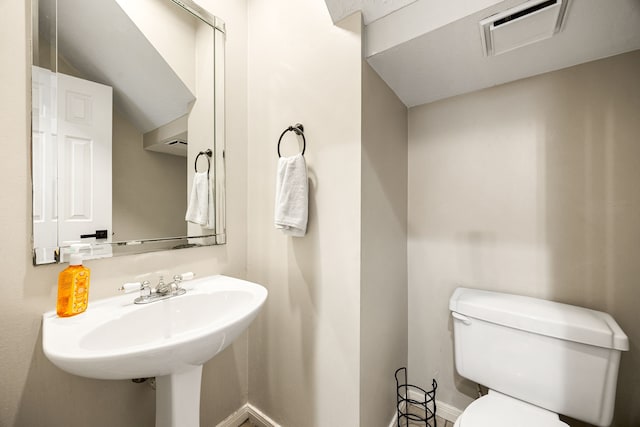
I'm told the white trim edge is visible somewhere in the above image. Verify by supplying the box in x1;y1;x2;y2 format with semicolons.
435;399;463;423
220;399;461;427
215;405;249;427
215;403;281;427
388;401;402;427
247;403;282;427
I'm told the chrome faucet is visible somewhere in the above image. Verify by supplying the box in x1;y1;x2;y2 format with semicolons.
155;275;171;295
170;274;185;294
119;272;194;304
139;280;152;299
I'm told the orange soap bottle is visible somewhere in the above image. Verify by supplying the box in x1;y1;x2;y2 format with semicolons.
56;254;91;317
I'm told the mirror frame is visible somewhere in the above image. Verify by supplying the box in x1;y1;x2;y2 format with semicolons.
30;0;227;265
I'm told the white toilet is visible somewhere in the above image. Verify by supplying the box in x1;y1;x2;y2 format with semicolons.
449;288;629;427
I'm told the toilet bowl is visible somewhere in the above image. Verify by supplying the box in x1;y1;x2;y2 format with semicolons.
452;390;568;427
450;288;628;427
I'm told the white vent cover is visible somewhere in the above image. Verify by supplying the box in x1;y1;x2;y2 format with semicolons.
480;0;570;56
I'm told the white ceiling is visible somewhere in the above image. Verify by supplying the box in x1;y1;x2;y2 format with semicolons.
324;0;640;107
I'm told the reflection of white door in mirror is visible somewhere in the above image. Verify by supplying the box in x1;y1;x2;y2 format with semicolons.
32;66;58;264
57;73;113;260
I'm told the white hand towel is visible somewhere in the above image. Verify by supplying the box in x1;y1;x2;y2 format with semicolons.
205;172;215;229
185;172;212;228
274;153;308;237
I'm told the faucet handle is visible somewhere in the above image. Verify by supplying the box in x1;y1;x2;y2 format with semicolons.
119;281;152;296
171;272;195;285
119;282;143;293
178;272;195;281
169;273;193;296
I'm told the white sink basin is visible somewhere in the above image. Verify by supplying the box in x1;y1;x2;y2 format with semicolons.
43;274;267;379
42;274;267;427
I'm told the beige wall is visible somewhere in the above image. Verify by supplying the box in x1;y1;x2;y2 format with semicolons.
407;50;640;426
360;61;408;426
0;0;248;425
112;109;187;241
245;1;363;425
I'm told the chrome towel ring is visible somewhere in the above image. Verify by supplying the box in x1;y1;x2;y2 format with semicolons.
277;123;306;157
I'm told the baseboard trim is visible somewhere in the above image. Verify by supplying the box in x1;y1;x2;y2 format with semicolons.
434;399;462;423
215;403;281;427
247;403;282;427
221;399;460;427
215;405;250;427
388;399;403;427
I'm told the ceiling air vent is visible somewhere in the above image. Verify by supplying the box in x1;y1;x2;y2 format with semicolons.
165;139;187;146
480;0;570;56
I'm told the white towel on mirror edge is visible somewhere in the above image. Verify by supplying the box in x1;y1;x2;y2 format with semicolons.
275;153;308;237
206;172;215;229
185;172;214;229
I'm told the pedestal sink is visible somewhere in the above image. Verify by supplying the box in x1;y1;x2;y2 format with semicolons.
42;274;267;427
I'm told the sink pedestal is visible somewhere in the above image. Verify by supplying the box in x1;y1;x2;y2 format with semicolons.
156;365;203;427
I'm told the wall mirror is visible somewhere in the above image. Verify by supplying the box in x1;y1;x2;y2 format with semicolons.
31;0;226;265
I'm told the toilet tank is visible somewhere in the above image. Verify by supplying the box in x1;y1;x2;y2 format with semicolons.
450;288;628;427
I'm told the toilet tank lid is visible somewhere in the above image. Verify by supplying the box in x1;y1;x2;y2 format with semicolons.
449;288;629;351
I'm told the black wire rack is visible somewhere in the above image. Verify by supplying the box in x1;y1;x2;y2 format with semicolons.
395;367;438;427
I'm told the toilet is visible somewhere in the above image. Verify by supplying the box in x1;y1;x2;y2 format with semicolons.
449;288;629;427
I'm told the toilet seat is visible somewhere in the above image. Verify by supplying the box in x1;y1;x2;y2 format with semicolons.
453;390;569;427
